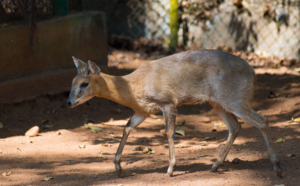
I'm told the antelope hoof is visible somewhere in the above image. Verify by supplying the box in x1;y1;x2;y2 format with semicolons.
211;162;220;172
167;166;174;177
276;169;282;178
274;163;282;178
115;163;123;178
211;166;218;172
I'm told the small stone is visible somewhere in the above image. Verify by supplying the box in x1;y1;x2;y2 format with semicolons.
232;158;240;164
25;126;39;137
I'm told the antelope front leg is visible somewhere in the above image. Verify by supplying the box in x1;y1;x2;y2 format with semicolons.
162;105;177;176
113;113;147;177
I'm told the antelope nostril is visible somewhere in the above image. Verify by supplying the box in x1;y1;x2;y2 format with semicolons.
67;100;72;107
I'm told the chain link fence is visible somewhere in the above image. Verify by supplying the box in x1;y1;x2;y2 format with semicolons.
1;0;299;59
125;0;300;60
0;0;53;26
127;0;170;39
0;0;81;26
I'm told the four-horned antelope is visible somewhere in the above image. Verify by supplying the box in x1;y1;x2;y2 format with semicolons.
67;50;282;177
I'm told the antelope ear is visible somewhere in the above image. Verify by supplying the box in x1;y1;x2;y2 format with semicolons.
87;60;101;75
72;56;86;74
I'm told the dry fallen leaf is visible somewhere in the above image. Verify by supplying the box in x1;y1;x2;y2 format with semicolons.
268;91;280;99
287;154;295;157
17;148;21;151
176;120;185;126
6;172;11;176
143;147;150;153
0;122;3;129
42;177;54;181
85;124;102;130
203;137;210;141
143;147;155;154
131;173;136;176
2;171;11;176
149;150;155;154
176;144;183;148
175;128;185;136
291;117;300;122
97;151;103;158
0;149;2;154
110;134;122;138
276;138;285;143
78;145;86;149
41;119;51;124
135;146;144;151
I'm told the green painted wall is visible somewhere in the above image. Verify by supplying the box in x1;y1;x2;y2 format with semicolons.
53;0;69;15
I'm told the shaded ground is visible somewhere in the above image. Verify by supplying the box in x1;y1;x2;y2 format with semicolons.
1;51;300;186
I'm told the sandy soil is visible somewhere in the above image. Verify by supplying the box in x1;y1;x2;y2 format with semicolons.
0;51;300;186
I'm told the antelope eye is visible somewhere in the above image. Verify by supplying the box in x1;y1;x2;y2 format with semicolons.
81;82;89;88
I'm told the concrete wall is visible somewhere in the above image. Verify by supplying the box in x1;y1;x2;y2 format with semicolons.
0;11;108;103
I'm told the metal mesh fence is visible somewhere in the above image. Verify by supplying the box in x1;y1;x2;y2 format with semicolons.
127;0;170;39
0;0;52;25
1;0;299;59
0;0;81;26
126;0;300;60
69;0;81;12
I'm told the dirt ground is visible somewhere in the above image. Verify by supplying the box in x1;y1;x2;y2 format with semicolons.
0;50;300;186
